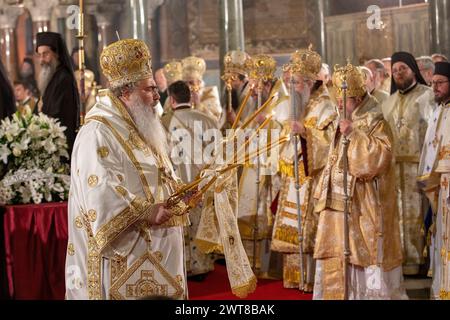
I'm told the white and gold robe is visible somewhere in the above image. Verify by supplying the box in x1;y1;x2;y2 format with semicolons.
382;83;434;275
162;106;218;276
271;85;337;290
418;101;450;299
196;85;223;123
65;91;188;300
269;79;290;124
237;118;284;279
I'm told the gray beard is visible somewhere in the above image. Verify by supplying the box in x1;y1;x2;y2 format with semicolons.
37;61;58;95
291;86;310;120
128;95;169;159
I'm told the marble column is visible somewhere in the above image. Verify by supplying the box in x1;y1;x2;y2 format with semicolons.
95;3;123;86
305;0;330;60
147;0;164;70
429;0;450;58
24;0;58;47
0;5;23;81
219;0;245;90
119;0;152;45
157;0;190;63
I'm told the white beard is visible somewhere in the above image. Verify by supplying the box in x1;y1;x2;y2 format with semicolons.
300;85;311;108
128;95;169;159
291;85;311;119
37;60;58;95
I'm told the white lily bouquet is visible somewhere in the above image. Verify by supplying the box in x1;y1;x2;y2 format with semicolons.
0;110;70;205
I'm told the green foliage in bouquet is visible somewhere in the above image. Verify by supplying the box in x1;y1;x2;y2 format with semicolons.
0;110;70;204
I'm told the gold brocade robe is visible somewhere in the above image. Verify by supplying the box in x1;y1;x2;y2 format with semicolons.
382;83;434;274
313;95;403;299
161;106;218;276
271;85;337;288
65;91;189;300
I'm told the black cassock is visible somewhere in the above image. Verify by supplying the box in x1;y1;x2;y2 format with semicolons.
0;60;16;120
42;65;80;153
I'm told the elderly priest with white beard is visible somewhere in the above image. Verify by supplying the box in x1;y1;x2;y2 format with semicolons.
36;32;80;152
65;39;190;300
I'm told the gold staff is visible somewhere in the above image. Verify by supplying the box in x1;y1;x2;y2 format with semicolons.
341;73;351;300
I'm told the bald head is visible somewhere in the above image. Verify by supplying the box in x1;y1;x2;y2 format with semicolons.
417;56;435;85
365;59;385;90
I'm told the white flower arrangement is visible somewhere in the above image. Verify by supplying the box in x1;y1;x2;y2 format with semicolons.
0;110;70;205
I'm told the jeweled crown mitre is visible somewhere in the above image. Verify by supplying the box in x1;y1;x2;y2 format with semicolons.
100;39;153;89
285;45;322;80
246;54;277;82
181;56;206;81
332;62;367;98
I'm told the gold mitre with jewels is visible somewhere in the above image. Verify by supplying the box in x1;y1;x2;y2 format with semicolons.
100;39;153;88
163;60;183;85
332;62;367;98
224;50;250;77
181;56;206;81
285;45;322;80
245;54;277;82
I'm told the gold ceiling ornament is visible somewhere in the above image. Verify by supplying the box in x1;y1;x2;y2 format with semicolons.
332;62;367;98
181;56;206;81
100;39;153;89
245;54;277;82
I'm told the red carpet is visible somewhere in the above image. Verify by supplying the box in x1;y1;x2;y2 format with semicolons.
188;263;313;300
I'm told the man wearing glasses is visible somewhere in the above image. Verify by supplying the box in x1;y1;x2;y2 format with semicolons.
382;51;435;277
65;39;190;300
418;62;450;299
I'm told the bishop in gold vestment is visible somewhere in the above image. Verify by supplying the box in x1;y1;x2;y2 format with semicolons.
65;40;189;300
182;56;223;123
271;47;337;292
237;54;286;279
313;63;407;300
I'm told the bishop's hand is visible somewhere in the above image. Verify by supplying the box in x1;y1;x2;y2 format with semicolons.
291;120;306;138
339;119;353;137
227;109;237;124
148;203;173;225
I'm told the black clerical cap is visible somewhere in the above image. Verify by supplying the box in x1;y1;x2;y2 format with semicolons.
35;32;75;74
435;62;450;80
390;51;427;94
36;32;64;53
